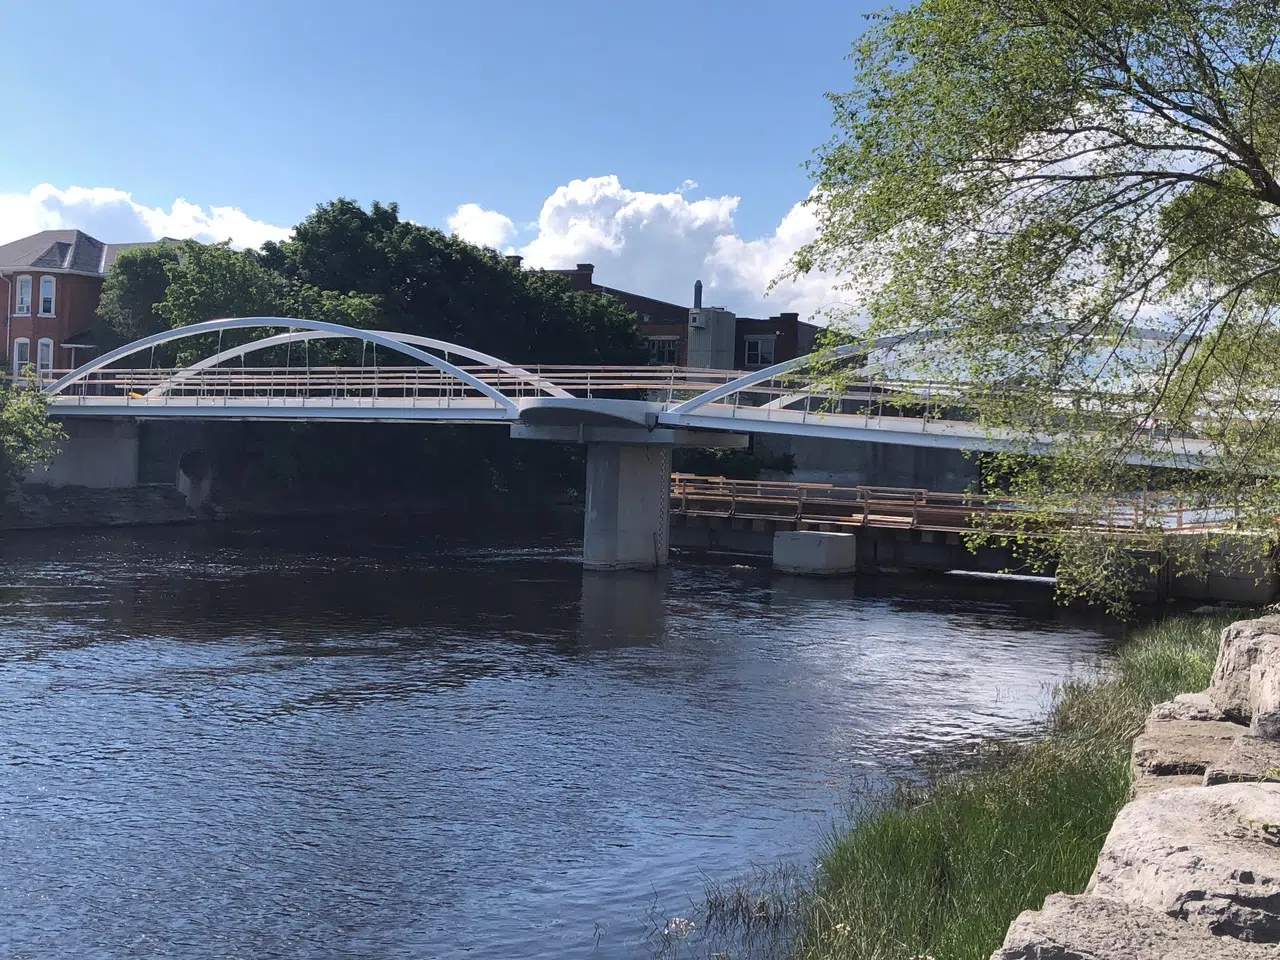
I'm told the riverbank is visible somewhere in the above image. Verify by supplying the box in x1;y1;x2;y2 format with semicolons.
790;610;1233;960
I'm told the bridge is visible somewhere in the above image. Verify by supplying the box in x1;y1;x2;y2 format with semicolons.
33;317;1216;572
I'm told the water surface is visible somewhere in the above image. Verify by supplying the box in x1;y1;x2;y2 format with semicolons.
0;520;1111;958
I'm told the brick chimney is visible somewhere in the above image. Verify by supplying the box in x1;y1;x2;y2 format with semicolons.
505;255;523;268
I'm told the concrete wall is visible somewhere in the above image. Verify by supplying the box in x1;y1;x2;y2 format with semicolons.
137;421;209;485
1164;534;1279;604
31;418;138;489
758;434;980;492
671;515;1021;576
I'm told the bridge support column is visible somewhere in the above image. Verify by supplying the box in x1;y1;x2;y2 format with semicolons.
583;443;671;570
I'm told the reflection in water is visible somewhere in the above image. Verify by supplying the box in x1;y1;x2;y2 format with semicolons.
579;570;669;647
0;520;1112;959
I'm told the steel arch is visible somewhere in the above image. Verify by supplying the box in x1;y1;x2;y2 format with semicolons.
139;329;572;399
43;317;521;413
668;324;1192;417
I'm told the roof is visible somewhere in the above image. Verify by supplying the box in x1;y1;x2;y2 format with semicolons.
61;330;98;346
0;230;178;276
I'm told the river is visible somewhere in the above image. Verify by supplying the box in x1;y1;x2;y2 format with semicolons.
0;518;1112;959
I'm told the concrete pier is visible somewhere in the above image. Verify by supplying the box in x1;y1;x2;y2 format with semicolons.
773;530;857;576
582;443;672;570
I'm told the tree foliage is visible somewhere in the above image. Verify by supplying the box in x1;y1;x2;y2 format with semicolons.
792;0;1280;609
259;199;644;364
96;244;182;344
0;375;64;493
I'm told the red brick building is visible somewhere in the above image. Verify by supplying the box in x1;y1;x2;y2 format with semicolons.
541;261;818;370
0;230;170;377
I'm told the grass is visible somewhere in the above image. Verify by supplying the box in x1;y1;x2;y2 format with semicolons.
791;610;1235;960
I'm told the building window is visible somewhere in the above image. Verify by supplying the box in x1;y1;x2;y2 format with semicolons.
12;338;29;377
745;335;776;367
647;337;680;365
14;276;31;316
37;338;54;378
38;276;55;316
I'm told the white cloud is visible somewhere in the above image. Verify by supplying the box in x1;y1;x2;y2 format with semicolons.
0;184;291;249
4;178;849;321
447;175;845;320
446;202;516;250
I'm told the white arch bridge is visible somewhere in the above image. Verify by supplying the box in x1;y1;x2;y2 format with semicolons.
38;318;1211;570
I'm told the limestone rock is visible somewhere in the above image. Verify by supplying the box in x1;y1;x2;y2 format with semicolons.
1205;735;1280;786
1211;617;1280;723
1151;691;1228;722
1130;717;1243;777
992;892;1272;959
1087;783;1280;942
1131;772;1203;799
1252;665;1280;740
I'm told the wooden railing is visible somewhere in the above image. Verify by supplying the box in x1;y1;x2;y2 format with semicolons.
669;474;1226;535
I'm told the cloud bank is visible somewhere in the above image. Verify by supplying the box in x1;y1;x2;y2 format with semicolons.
2;177;844;320
450;176;843;319
0;184;292;250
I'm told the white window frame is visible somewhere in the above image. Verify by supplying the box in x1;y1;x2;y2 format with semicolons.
38;276;55;317
744;335;776;367
12;338;30;378
14;275;31;316
646;336;680;365
36;338;54;378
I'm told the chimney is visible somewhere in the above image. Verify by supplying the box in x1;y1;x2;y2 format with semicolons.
576;263;595;282
505;255;523;269
693;279;703;308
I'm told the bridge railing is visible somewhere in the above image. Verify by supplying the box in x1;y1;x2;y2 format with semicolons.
670;474;1227;535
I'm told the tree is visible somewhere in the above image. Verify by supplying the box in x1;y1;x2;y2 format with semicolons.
790;0;1280;609
260;199;645;365
97;244;182;344
0;376;64;493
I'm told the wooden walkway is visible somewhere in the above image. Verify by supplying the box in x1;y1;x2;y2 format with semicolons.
669;474;1216;536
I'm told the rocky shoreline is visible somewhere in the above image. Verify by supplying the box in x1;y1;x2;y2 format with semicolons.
993;614;1280;957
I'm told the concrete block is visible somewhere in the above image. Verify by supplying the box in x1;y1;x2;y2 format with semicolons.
773;531;856;576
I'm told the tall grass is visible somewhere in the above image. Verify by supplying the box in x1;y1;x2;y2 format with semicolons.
793;611;1233;960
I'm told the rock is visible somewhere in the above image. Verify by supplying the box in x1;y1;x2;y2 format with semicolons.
1131;773;1203;798
1087;783;1280;942
1211;617;1280;723
1130;717;1244;777
1205;735;1280;786
991;892;1272;959
1252;665;1280;740
1151;691;1228;722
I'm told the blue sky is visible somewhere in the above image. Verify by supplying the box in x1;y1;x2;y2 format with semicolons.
0;0;879;315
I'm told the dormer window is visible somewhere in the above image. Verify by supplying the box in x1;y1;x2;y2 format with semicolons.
14;276;31;316
38;277;55;317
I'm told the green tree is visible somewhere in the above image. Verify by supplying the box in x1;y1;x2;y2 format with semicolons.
156;240;381;365
791;0;1280;609
260;199;645;364
97;244;182;344
0;376;64;493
